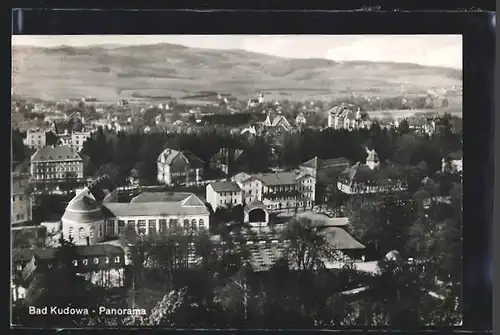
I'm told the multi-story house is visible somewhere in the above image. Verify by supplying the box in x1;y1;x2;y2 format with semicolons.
23;128;47;149
232;171;316;212
209;148;247;177
30;146;85;191
206;181;243;210
61;185;210;246
328;105;372;130
71;131;92;152
11;174;32;225
157;148;205;186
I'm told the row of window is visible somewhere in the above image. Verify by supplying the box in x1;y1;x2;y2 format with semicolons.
68;225;104;240
71;256;121;267
12;195;26;202
34;174;83;180
13;213;27;221
35;166;81;173
220;199;239;205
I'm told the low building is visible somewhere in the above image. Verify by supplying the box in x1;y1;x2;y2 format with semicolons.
12;244;126;292
206;181;243;211
23;128;47;149
327;105;371;130
337;148;406;194
30;146;85;192
157;148;205;186
244;199;270;228
11;174;32;225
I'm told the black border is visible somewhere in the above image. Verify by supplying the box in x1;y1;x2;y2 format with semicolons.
9;9;495;333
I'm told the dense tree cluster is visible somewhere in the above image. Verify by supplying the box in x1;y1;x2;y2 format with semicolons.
80;116;461;190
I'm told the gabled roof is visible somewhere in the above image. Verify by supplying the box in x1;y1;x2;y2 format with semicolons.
339;163;377;184
320;227;366;250
208;181;241;193
300;156;350;170
251;171;300;186
327;104;355;119
31;146;82;162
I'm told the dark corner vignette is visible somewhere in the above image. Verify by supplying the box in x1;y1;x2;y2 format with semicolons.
9;9;492;332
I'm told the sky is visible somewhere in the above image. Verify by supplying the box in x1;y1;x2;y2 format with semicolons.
12;35;462;69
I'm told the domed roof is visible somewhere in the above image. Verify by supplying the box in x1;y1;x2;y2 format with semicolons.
62;195;104;223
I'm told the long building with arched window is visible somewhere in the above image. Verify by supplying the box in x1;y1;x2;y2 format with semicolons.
61;185;210;245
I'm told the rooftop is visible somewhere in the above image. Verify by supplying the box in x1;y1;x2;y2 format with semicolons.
31;146;82;162
320;227;366;250
208;181;241;193
251;171;302;186
103;192;209;217
300;156;350;170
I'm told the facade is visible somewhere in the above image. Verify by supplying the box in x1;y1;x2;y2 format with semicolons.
157;148;204;186
13;244;126;291
71;131;92;152
11;174;32;225
232;171;316;212
206;181;243;210
23;128;47;149
62;193;106;246
327;105;371;130
30;146;84;190
244;199;270;228
61;186;210;245
337;148;406;194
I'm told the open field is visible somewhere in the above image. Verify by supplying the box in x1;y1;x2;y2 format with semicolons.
12;43;462;102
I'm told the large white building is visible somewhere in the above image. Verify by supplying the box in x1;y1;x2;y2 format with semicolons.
61;186;210;245
232;171;316;212
206;181;244;211
70;131;92;152
30;146;85;192
11;174;32;225
23;129;47;149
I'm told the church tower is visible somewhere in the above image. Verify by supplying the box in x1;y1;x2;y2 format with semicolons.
258;92;264;104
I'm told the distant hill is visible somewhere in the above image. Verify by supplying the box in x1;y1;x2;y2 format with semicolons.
11;43;463;102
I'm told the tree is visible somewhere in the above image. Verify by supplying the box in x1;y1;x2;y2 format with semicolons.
281;217;336;271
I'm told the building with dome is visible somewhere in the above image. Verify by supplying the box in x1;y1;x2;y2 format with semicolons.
61;183;210;245
62;191;106;245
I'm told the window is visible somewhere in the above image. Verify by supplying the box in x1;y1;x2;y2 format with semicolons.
114;256;120;263
159;219;167;232
106;220;115;235
68;227;74;238
73;260;78;266
12;196;15;202
105;257;109;264
169;219;177;229
199;219;204;229
99;224;103;237
89;227;95;239
137;220;146;236
118;220;125;234
183;219;190;230
93;258;99;264
83;259;88;265
19;196;23;201
148;220;157;234
191;219;197;229
79;227;85;240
